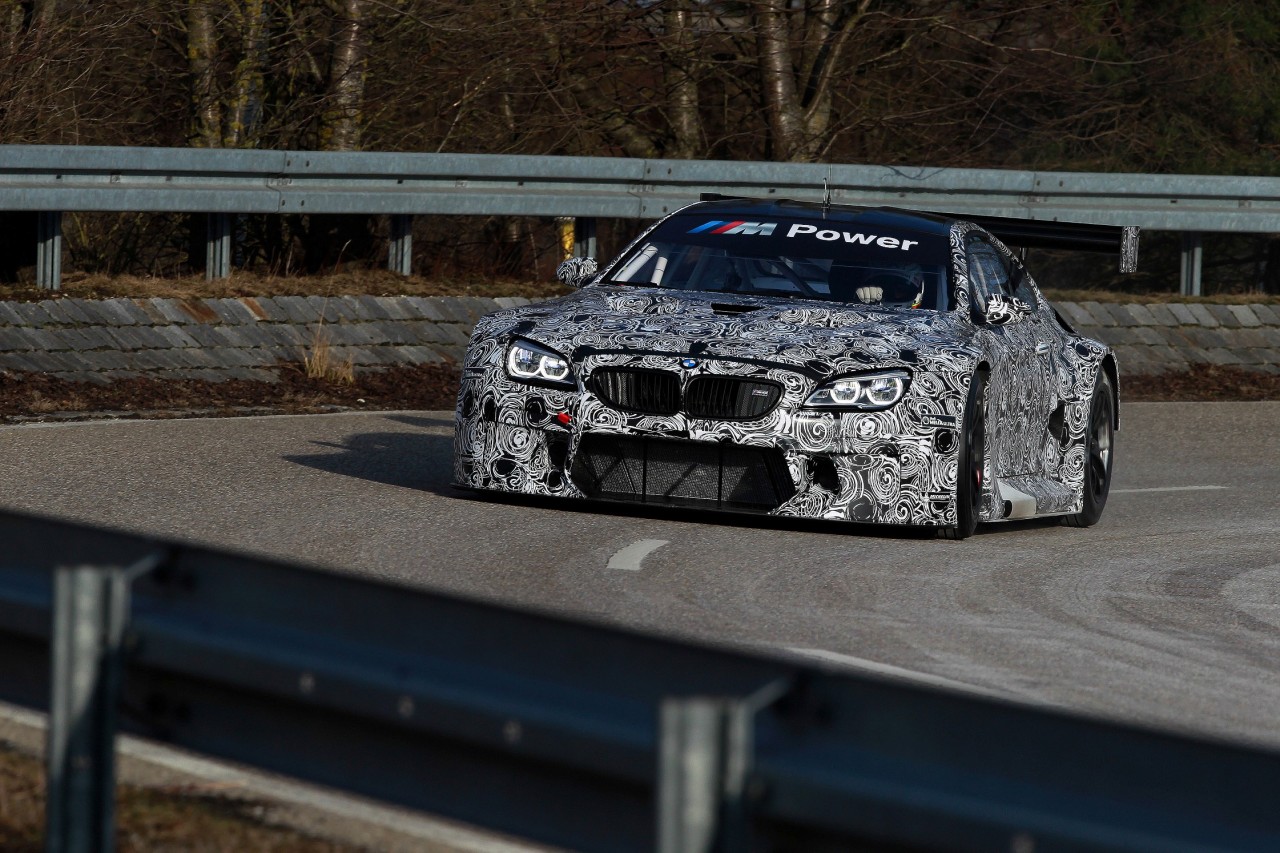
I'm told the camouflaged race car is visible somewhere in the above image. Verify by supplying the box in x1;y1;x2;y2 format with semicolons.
453;197;1138;539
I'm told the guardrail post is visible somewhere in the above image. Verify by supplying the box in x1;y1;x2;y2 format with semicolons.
658;680;788;853
388;213;413;275
659;698;742;853
47;566;123;853
37;211;62;291
1180;231;1203;296
46;553;163;853
206;213;231;280
574;217;597;259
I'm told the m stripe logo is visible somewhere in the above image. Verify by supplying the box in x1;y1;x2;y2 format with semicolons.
688;220;778;236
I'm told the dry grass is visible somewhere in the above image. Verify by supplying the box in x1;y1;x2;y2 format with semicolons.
0;745;356;851
301;322;355;384
0;270;569;303
24;393;88;414
1124;364;1280;400
0;270;1273;306
0;364;462;421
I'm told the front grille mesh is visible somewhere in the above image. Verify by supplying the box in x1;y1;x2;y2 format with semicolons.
589;368;782;420
589;369;680;415
686;376;782;420
571;435;795;511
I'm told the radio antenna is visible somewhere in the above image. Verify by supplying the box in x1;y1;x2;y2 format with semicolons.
822;178;832;218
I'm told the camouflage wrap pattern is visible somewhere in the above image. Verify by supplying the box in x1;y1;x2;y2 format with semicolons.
454;218;1115;530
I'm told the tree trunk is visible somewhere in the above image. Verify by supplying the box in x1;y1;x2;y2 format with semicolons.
187;0;222;148
27;0;57;31
226;0;266;147
663;1;703;159
753;0;870;163
755;0;806;161
2;1;23;56
320;0;367;151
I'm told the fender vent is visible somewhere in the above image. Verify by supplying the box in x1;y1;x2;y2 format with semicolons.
1048;401;1068;443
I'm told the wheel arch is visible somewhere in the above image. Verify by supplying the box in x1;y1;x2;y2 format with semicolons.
1101;354;1119;430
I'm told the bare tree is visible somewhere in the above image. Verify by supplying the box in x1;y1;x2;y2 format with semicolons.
753;0;876;161
320;0;367;150
661;0;705;159
0;2;145;144
225;0;267;146
187;0;223;147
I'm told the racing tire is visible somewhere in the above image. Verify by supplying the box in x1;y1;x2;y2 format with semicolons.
1062;369;1115;528
939;371;986;540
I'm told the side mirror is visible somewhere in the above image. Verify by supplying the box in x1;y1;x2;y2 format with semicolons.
556;257;598;289
984;293;1032;326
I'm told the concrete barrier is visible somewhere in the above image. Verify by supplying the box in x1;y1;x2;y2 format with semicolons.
0;295;1277;382
1058;300;1280;374
0;295;529;384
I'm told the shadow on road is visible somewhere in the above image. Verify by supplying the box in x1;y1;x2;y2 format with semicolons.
284;412;1055;540
466;487;939;541
380;414;454;430
284;428;457;496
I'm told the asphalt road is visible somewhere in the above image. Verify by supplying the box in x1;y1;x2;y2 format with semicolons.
3;402;1279;750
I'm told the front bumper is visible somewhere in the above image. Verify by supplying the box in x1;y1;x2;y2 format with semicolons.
453;361;968;527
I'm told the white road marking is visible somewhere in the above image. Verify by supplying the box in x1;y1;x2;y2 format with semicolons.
607;539;669;571
1110;485;1227;494
784;648;1014;700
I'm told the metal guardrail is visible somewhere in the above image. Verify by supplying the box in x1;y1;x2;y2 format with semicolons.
4;145;1280;293
3;507;1280;852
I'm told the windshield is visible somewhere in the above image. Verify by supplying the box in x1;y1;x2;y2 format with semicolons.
604;214;953;310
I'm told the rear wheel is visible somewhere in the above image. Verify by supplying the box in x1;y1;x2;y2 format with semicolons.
1062;369;1115;527
939;371;986;540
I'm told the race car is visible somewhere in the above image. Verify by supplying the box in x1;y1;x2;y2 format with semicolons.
453;197;1136;538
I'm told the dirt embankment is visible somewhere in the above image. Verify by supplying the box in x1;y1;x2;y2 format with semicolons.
0;271;568;303
1;363;1276;424
0;363;460;422
1122;365;1280;401
1;273;1276;419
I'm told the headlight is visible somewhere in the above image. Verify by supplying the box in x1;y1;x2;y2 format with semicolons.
804;369;910;410
505;339;574;386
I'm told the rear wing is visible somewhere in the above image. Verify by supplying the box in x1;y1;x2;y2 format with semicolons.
934;212;1140;274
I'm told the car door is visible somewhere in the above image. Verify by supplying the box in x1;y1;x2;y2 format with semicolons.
965;235;1047;477
1002;252;1061;474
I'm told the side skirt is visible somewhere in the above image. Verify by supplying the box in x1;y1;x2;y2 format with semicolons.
987;474;1077;521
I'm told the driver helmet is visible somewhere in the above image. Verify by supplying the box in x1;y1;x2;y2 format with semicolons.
890;263;926;308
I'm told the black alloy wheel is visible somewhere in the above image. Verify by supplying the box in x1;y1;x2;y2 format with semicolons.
1062;369;1115;527
940;371;986;540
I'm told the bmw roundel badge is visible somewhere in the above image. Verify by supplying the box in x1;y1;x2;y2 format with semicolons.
680;358;699;369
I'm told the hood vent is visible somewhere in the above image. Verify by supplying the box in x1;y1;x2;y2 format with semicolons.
710;302;762;316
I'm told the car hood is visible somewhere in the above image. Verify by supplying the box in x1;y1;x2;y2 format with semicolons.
494;286;975;375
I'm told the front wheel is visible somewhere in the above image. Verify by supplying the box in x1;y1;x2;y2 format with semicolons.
1062;369;1115;528
939;371;986;540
